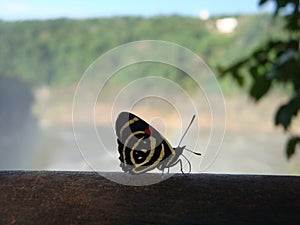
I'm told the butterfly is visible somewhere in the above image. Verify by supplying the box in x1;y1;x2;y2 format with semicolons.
115;111;201;175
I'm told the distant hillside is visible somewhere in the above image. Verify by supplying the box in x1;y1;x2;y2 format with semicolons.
0;15;285;87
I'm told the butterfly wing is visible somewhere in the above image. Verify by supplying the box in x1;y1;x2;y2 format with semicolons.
115;111;177;174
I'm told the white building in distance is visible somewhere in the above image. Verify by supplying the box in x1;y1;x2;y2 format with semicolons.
215;17;238;33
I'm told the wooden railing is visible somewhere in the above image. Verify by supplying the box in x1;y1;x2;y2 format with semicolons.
1;171;299;224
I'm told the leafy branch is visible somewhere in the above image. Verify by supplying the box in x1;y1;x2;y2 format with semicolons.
218;0;300;159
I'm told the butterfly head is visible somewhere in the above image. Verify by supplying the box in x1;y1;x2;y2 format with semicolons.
173;145;186;154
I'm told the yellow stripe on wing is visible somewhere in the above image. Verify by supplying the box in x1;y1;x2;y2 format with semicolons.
122;130;144;166
133;141;165;174
119;117;138;141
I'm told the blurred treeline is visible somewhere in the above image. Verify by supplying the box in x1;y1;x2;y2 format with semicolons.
0;14;285;89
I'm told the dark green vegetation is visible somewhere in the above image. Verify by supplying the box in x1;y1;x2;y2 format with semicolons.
219;0;300;159
0;14;284;88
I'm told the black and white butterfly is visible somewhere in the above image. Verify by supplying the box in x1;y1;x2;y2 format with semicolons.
115;111;201;175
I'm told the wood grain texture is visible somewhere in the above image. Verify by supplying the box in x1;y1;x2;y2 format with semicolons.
0;171;299;225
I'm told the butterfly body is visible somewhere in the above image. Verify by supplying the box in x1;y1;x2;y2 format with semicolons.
115;111;187;175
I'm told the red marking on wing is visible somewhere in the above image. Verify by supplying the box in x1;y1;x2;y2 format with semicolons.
144;128;151;136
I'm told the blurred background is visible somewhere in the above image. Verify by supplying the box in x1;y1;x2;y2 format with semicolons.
0;0;299;174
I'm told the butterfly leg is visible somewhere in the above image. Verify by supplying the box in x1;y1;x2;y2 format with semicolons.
181;154;192;173
170;159;187;176
179;159;188;176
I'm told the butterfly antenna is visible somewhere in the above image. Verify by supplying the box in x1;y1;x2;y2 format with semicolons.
185;148;202;156
177;115;196;148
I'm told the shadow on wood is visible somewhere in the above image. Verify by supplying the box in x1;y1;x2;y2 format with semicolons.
0;171;299;224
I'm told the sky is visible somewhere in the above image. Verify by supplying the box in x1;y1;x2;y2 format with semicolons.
0;0;274;21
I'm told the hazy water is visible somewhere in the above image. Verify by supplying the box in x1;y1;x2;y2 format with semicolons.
17;125;290;175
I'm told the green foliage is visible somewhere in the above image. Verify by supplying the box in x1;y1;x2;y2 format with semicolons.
275;93;300;129
287;136;300;158
219;0;300;159
0;14;284;88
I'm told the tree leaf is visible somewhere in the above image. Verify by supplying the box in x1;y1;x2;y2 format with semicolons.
286;136;300;159
249;76;271;101
258;0;268;6
275;104;293;129
259;0;269;6
275;94;300;129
